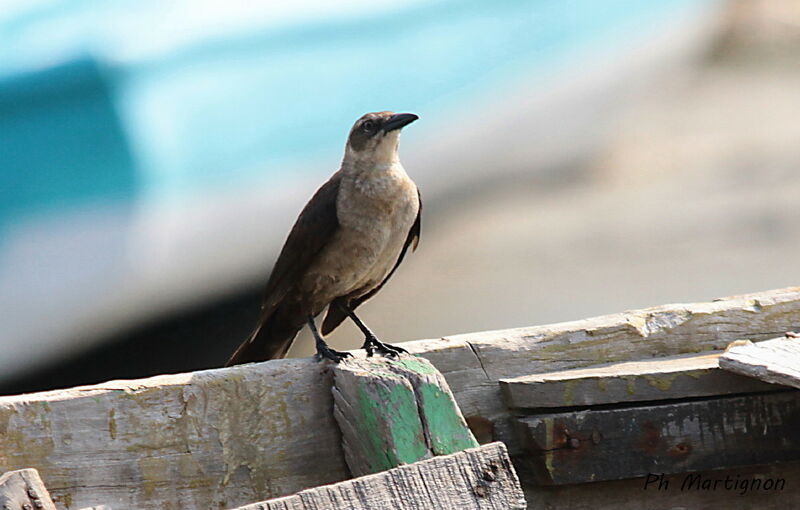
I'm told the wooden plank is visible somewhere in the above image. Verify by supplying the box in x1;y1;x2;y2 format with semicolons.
440;286;800;451
0;360;348;510
1;287;800;508
230;442;525;510
0;468;57;510
332;357;478;477
501;352;777;408
514;391;800;485
720;336;800;389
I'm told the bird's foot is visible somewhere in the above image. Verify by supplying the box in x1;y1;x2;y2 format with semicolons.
362;335;408;358
315;342;353;363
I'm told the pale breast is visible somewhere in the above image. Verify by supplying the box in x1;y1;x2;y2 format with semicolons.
348;185;418;296
300;163;419;308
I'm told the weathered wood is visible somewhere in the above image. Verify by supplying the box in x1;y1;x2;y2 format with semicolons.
231;442;525;510
501;352;777;408
333;358;428;477
0;468;57;510
332;357;478;477
515;390;800;485
720;336;800;389
430;287;800;452
1;287;800;508
0;361;348;509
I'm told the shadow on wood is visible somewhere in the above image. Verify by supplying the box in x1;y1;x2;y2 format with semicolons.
515;391;800;485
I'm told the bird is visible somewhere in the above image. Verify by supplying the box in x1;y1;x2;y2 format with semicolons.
226;111;421;366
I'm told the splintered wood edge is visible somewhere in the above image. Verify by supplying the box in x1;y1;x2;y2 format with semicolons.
0;468;57;510
499;351;779;408
230;442;526;510
502;352;722;383
719;336;800;389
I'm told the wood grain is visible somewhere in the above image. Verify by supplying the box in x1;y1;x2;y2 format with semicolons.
0;468;57;510
0;360;348;509
231;442;525;510
501;351;776;408
442;287;800;449
1;287;799;508
515;391;800;485
720;336;800;389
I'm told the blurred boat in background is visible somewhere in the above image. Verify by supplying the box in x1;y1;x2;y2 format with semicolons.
0;0;718;382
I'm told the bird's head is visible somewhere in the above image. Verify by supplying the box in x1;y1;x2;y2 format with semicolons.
344;111;418;167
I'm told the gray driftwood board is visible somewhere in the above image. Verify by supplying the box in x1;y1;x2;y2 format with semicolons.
501;352;776;408
2;287;800;508
231;442;525;510
720;337;800;389
514;391;800;485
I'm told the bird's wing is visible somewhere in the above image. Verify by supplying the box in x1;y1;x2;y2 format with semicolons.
321;188;421;335
258;172;342;324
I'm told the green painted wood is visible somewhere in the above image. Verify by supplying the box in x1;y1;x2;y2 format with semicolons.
332;356;479;477
355;372;429;471
390;357;479;455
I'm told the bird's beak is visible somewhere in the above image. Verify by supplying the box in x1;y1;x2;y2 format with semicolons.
383;113;419;132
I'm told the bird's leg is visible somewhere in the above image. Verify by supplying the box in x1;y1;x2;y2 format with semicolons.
338;304;408;357
308;315;352;362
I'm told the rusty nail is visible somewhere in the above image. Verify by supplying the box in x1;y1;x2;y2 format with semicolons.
474;484;488;497
27;487;39;499
34;502;44;510
483;469;497;482
568;437;581;449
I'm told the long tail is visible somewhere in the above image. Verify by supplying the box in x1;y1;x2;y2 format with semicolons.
225;305;304;366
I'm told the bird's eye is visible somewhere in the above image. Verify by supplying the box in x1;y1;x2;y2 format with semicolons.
362;120;376;132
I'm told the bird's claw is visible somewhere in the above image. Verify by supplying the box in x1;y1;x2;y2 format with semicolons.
362;335;408;358
315;344;353;363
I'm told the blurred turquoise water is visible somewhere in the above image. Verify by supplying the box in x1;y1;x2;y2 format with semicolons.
0;0;710;236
